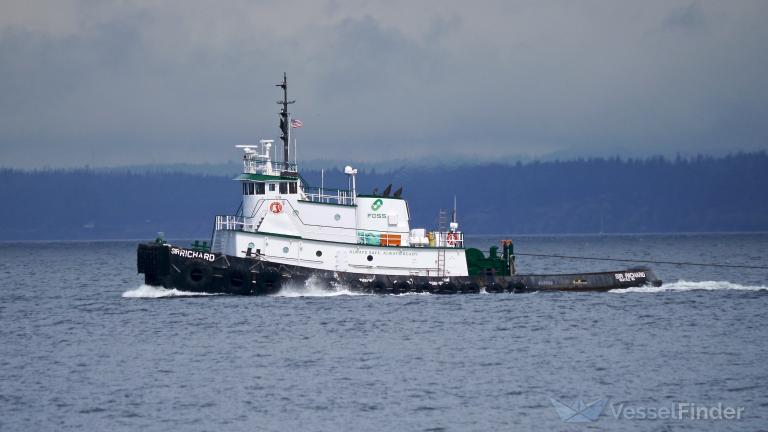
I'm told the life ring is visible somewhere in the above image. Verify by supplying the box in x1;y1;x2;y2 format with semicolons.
269;201;283;214
446;232;459;246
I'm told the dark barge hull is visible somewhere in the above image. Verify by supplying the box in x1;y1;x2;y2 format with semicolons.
137;243;662;296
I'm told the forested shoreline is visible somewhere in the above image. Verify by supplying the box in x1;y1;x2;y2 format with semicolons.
2;153;766;240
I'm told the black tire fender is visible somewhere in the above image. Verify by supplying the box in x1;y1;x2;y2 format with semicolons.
179;260;213;292
393;280;411;294
461;282;480;294
255;267;281;295
226;264;254;295
369;280;388;294
437;281;458;294
485;283;504;293
508;281;527;293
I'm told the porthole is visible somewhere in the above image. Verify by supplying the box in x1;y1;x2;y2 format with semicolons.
282;246;289;253
334;214;341;221
316;250;322;257
367;255;373;262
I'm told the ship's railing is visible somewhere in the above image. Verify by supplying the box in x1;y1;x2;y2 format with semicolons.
215;215;255;232
243;160;298;176
300;185;355;206
432;231;464;248
215;215;464;248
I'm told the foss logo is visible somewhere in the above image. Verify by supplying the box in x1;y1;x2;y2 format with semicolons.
368;198;387;219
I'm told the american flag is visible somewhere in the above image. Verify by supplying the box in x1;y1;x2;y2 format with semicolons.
290;119;303;128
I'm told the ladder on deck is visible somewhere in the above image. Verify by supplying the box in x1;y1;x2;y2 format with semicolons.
252;200;270;231
437;209;447;277
255;211;268;231
211;230;226;254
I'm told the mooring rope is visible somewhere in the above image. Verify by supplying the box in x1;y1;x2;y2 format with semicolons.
514;252;768;270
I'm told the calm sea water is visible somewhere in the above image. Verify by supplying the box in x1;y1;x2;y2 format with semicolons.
1;234;767;431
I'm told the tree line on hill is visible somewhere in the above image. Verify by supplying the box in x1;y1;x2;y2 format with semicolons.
1;152;766;240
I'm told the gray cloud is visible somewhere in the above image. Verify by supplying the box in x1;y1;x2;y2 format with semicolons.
0;0;767;168
663;1;707;31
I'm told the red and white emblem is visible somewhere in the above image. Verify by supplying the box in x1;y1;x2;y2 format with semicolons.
269;201;283;214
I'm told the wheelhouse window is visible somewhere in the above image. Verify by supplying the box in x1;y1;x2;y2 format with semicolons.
289;182;297;194
242;183;248;195
279;182;288;194
255;183;265;195
248;183;255;195
269;183;276;192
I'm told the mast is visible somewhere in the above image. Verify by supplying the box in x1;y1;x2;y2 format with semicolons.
276;73;294;170
452;195;457;223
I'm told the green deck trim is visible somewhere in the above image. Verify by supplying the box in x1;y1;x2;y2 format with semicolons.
229;229;304;240
356;194;405;200
297;199;357;208
215;228;303;240
234;173;297;181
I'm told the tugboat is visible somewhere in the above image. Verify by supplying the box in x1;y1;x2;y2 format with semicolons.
137;75;662;295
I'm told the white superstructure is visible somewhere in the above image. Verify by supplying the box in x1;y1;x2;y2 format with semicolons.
211;147;468;277
209;74;467;277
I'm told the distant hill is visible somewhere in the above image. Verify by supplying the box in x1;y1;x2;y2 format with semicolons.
1;153;767;240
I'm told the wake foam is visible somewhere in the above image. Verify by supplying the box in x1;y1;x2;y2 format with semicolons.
122;285;218;298
611;280;768;294
273;276;366;298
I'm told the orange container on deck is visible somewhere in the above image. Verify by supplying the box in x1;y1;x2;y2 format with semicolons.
380;234;401;246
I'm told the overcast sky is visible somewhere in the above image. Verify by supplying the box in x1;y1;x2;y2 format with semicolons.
1;0;767;168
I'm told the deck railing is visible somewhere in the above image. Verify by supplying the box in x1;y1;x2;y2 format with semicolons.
215;215;253;231
432;231;464;248
300;186;355;206
214;214;464;248
243;160;298;176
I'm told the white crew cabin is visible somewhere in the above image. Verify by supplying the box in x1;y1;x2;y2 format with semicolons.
210;140;468;277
